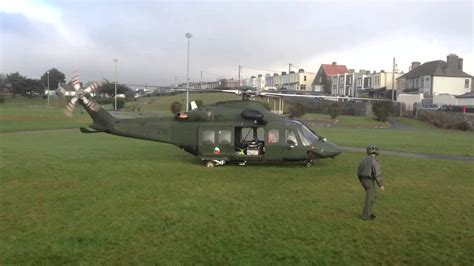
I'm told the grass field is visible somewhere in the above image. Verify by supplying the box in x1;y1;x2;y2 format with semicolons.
1;96;473;264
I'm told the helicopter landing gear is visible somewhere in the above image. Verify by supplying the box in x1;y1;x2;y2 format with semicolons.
205;160;225;168
305;159;313;167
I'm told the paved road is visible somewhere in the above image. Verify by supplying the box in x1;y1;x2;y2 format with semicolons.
340;146;474;162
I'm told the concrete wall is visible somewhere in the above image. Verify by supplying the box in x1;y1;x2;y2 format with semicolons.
434;94;474;106
397;93;423;112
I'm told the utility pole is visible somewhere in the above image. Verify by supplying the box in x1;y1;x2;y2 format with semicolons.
185;32;192;111
114;58;118;111
238;65;241;87
47;70;50;108
288;63;292;90
392;57;396;101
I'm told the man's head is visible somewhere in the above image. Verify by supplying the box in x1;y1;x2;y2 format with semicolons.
366;145;379;155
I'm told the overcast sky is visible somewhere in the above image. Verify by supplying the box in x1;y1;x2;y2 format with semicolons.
1;0;472;86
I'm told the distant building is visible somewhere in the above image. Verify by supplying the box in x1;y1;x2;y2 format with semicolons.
220;79;240;89
312;62;348;93
287;69;316;91
331;70;401;98
397;53;472;96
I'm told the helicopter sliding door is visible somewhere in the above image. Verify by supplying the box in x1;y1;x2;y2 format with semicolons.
264;128;284;161
198;127;234;160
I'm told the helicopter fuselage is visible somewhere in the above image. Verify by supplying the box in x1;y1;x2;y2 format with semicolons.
85;100;342;166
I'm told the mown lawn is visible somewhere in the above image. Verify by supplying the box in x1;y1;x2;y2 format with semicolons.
301;113;388;128
0;98;91;132
316;127;474;157
0;128;473;264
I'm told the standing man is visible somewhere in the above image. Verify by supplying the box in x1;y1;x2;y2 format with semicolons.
357;145;384;220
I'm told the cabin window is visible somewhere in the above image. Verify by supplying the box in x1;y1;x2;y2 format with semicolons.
218;130;232;145
465;79;470;89
268;129;279;144
285;129;298;146
202;130;215;144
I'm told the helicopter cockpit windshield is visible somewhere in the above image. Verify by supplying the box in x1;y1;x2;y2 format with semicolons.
294;121;320;146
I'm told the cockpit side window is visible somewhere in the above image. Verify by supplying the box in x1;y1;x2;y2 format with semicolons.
285;129;298;146
268;129;279;144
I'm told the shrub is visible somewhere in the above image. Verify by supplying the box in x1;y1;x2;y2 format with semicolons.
170;101;182;113
97;98;112;105
194;100;204;107
112;98;126;110
372;101;393;122
289;103;306;118
260;101;272;111
327;102;343;119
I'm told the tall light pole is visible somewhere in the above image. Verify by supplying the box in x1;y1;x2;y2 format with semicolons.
185;32;192;111
113;58;118;111
47;70;50;108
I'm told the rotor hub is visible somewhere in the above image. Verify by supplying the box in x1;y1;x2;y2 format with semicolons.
77;88;85;99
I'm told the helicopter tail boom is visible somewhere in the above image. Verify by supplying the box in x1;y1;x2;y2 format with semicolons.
78;101;116;132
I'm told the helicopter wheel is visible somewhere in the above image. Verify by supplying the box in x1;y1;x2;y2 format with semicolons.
305;160;313;167
206;161;215;168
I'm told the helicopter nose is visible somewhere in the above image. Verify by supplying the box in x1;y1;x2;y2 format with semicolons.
316;141;342;158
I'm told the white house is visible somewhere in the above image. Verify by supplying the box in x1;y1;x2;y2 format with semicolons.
397;54;472;96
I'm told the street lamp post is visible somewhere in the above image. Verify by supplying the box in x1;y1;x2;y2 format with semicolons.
185;32;192;112
114;58;118;111
47;71;50;108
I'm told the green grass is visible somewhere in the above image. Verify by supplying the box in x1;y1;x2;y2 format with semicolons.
396;117;438;129
302;113;388;128
0;129;473;264
0;97;91;132
315;127;474;157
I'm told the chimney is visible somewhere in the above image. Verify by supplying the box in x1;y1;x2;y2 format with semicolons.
447;54;459;70
332;62;337;66
458;57;463;71
411;61;421;70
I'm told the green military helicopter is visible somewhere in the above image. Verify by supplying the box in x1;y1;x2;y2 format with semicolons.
58;75;342;167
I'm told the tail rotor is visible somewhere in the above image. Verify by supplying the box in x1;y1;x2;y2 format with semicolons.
57;72;102;117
